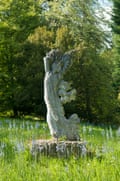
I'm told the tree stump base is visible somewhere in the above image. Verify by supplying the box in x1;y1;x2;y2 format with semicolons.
31;139;87;158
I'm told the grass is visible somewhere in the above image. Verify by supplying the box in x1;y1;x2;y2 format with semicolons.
0;117;120;181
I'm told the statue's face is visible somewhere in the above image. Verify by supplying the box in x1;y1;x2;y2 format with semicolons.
45;50;55;65
47;49;62;64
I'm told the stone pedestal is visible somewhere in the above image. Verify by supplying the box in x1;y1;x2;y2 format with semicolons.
31;140;87;158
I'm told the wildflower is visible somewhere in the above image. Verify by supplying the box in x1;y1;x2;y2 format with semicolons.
102;145;108;153
5;119;10;124
0;121;2;127
65;165;69;172
35;122;40;129
81;145;87;156
32;139;36;145
101;130;105;137
30;125;33;129
9;122;12;129
109;126;113;138
16;142;25;152
116;127;120;137
89;127;93;134
82;126;86;134
106;129;109;140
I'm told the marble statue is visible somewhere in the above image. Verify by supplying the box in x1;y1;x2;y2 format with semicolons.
43;49;80;140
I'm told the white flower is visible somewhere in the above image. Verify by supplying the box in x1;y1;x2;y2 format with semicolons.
116;127;120;137
109;127;113;138
16;142;25;152
35;122;40;129
81;145;87;156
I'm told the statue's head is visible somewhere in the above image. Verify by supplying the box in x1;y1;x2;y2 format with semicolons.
46;49;62;64
45;49;62;73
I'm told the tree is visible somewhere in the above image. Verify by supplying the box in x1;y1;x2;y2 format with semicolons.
48;0;115;122
15;26;55;115
112;0;120;121
0;0;43;116
0;0;118;123
112;0;120;35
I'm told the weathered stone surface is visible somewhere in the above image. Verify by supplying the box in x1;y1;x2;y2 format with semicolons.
43;49;80;140
31;140;87;158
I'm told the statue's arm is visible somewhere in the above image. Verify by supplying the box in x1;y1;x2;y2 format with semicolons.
61;51;72;74
43;56;50;73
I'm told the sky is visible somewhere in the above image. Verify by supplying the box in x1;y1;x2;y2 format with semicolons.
98;0;113;19
94;0;113;49
98;0;112;7
97;0;113;21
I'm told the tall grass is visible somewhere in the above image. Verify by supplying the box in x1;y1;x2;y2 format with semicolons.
0;118;120;181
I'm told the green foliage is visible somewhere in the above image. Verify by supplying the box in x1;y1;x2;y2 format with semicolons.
112;0;120;35
46;0;116;123
0;0;42;41
0;0;120;123
0;118;120;181
65;48;117;123
13;26;55;115
112;0;120;58
0;0;45;116
112;0;120;121
55;26;74;51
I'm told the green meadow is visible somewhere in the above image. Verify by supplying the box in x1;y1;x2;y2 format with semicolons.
0;118;120;181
